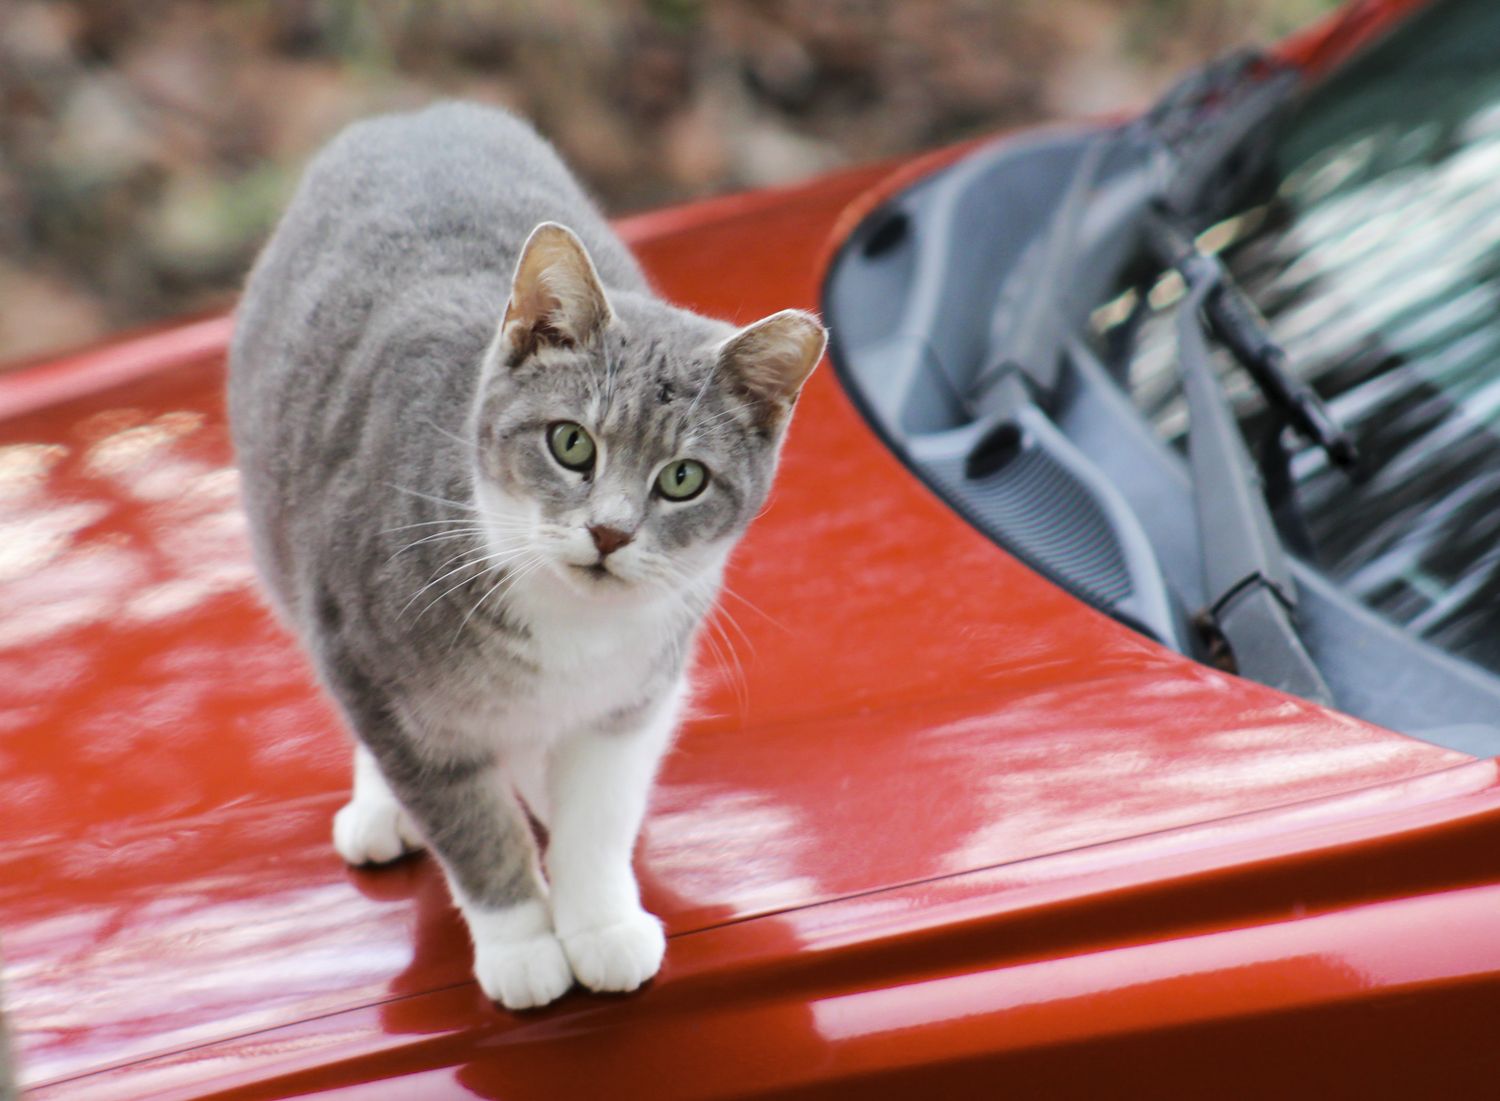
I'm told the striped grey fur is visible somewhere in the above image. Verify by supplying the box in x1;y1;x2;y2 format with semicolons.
228;102;823;1004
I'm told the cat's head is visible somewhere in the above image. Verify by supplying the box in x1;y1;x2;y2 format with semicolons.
471;222;825;611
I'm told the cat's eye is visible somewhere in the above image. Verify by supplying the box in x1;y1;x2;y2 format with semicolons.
547;421;596;472
656;459;708;501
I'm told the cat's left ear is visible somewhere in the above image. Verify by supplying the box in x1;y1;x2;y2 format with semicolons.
716;309;827;430
500;222;612;366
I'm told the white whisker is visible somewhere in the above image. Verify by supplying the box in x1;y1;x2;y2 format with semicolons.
646;556;750;715
691;402;749;430
683;354;720;426
402;544;536;621
386;483;480;513
385;528;486;563
717;582;786;633
381;519;485;535
422;417;478;454
449;553;548;648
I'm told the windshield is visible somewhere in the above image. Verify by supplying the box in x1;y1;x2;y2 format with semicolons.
1115;0;1500;675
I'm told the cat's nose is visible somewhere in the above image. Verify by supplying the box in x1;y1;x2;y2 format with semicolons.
588;524;634;557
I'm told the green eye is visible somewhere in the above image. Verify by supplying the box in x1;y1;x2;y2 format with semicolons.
547;422;595;472
657;459;708;501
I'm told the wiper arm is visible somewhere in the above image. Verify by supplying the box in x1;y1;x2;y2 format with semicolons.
1136;64;1358;705
973;49;1303;417
965;46;1350;701
1156;223;1335;706
1143;208;1359;468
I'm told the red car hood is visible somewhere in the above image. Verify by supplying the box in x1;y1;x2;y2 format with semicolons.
1;138;1487;1097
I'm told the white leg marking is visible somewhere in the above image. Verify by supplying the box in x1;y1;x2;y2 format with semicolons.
333;744;426;865
546;689;679;993
464;897;575;1010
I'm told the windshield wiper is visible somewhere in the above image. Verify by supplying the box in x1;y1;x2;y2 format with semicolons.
1141;209;1358;469
1136;59;1362;705
969;47;1359;702
1148;214;1335;704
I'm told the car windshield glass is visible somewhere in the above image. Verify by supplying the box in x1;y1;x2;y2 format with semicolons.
1108;0;1500;675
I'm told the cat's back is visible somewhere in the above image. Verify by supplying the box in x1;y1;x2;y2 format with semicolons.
237;103;644;336
291;104;638;281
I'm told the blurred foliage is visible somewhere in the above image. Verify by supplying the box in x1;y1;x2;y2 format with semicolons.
0;0;1336;361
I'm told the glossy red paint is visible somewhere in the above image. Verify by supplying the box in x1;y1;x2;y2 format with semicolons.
7;3;1495;1095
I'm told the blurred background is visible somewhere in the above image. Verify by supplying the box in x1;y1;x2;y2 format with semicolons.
0;0;1336;364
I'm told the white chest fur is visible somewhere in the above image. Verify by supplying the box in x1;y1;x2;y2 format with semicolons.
519;604;669;729
395;531;697;781
458;568;684;745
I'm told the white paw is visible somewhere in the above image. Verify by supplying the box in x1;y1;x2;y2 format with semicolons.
473;932;575;1010
561;909;666;993
332;796;425;866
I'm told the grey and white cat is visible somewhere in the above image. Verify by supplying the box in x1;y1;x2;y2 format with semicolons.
228;103;824;1009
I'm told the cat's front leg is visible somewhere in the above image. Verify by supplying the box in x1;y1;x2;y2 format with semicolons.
545;693;679;994
316;649;575;1009
333;743;426;865
388;746;575;1011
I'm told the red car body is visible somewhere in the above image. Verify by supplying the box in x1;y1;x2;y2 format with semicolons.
5;2;1498;1096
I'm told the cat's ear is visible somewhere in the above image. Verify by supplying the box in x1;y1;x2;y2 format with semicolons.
499;222;611;365
716;309;827;428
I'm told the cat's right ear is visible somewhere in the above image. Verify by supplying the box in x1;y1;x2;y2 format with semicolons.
499;222;612;366
716;309;827;431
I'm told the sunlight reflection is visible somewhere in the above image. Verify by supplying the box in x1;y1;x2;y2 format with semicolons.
0;501;107;583
9;877;414;1086
935;679;1447;876
81;411;205;478
808;917;1373;1046
123;563;257;624
0;400;255;653
646;783;820;910
0;444;68;500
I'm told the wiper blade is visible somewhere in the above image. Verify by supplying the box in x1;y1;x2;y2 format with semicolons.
1143;208;1358;468
1159;227;1335;706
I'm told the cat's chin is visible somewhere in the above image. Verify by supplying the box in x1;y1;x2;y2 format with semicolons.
549;560;649;605
567;562;628;588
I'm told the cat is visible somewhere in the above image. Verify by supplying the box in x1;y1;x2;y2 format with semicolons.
228;102;825;1009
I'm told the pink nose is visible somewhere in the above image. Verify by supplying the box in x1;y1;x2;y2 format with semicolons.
589;525;633;557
